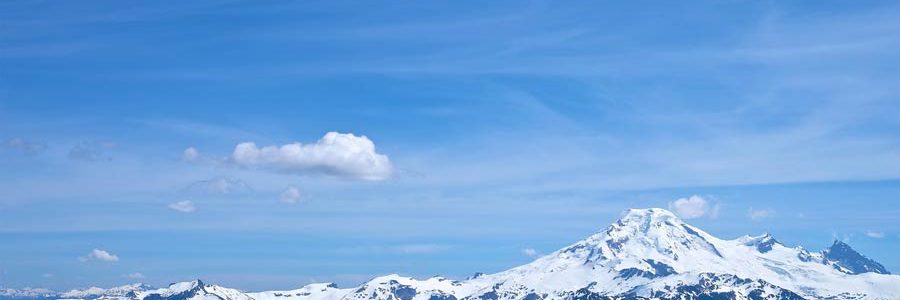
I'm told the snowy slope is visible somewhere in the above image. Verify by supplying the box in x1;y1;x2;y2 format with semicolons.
4;208;898;300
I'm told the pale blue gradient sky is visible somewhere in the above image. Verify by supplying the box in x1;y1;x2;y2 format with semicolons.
1;0;900;291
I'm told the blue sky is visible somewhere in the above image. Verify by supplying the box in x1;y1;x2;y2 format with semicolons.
2;0;900;292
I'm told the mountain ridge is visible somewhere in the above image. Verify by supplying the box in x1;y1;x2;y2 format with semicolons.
4;208;898;300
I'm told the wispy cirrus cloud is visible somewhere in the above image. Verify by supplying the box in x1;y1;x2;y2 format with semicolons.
747;208;775;220
865;231;885;238
68;140;115;162
184;177;252;195
2;138;47;155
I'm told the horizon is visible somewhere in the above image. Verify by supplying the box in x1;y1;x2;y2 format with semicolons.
2;0;900;293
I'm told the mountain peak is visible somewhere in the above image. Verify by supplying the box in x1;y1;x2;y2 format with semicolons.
830;239;850;248
621;208;680;221
612;208;686;235
824;240;890;274
613;208;691;233
554;207;723;267
739;233;780;253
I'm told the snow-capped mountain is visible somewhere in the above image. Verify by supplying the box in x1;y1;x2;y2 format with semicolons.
1;288;56;300
4;208;898;300
60;283;153;299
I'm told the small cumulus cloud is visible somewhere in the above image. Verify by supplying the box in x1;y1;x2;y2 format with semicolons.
747;208;774;220
68;140;115;162
182;147;200;162
79;249;119;262
123;272;144;279
865;231;885;238
231;132;392;181
668;195;718;219
522;248;539;257
2;138;47;155
279;186;303;204
168;200;196;213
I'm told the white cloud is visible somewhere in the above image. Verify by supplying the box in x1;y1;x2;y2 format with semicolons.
865;231;885;238
668;195;716;219
79;249;119;262
280;186;303;204
182;147;199;162
231;132;392;181
123;272;144;279
168;200;196;213
747;208;774;220
522;248;539;257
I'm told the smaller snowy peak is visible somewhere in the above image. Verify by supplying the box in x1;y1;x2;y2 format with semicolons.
737;233;780;253
247;282;348;300
343;274;464;300
823;240;890;275
62;287;106;298
141;280;203;297
0;288;56;298
137;279;252;300
61;283;152;299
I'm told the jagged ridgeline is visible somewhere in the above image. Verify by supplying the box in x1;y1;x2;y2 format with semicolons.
3;209;898;300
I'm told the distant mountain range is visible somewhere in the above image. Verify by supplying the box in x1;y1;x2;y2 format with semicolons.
3;208;898;300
